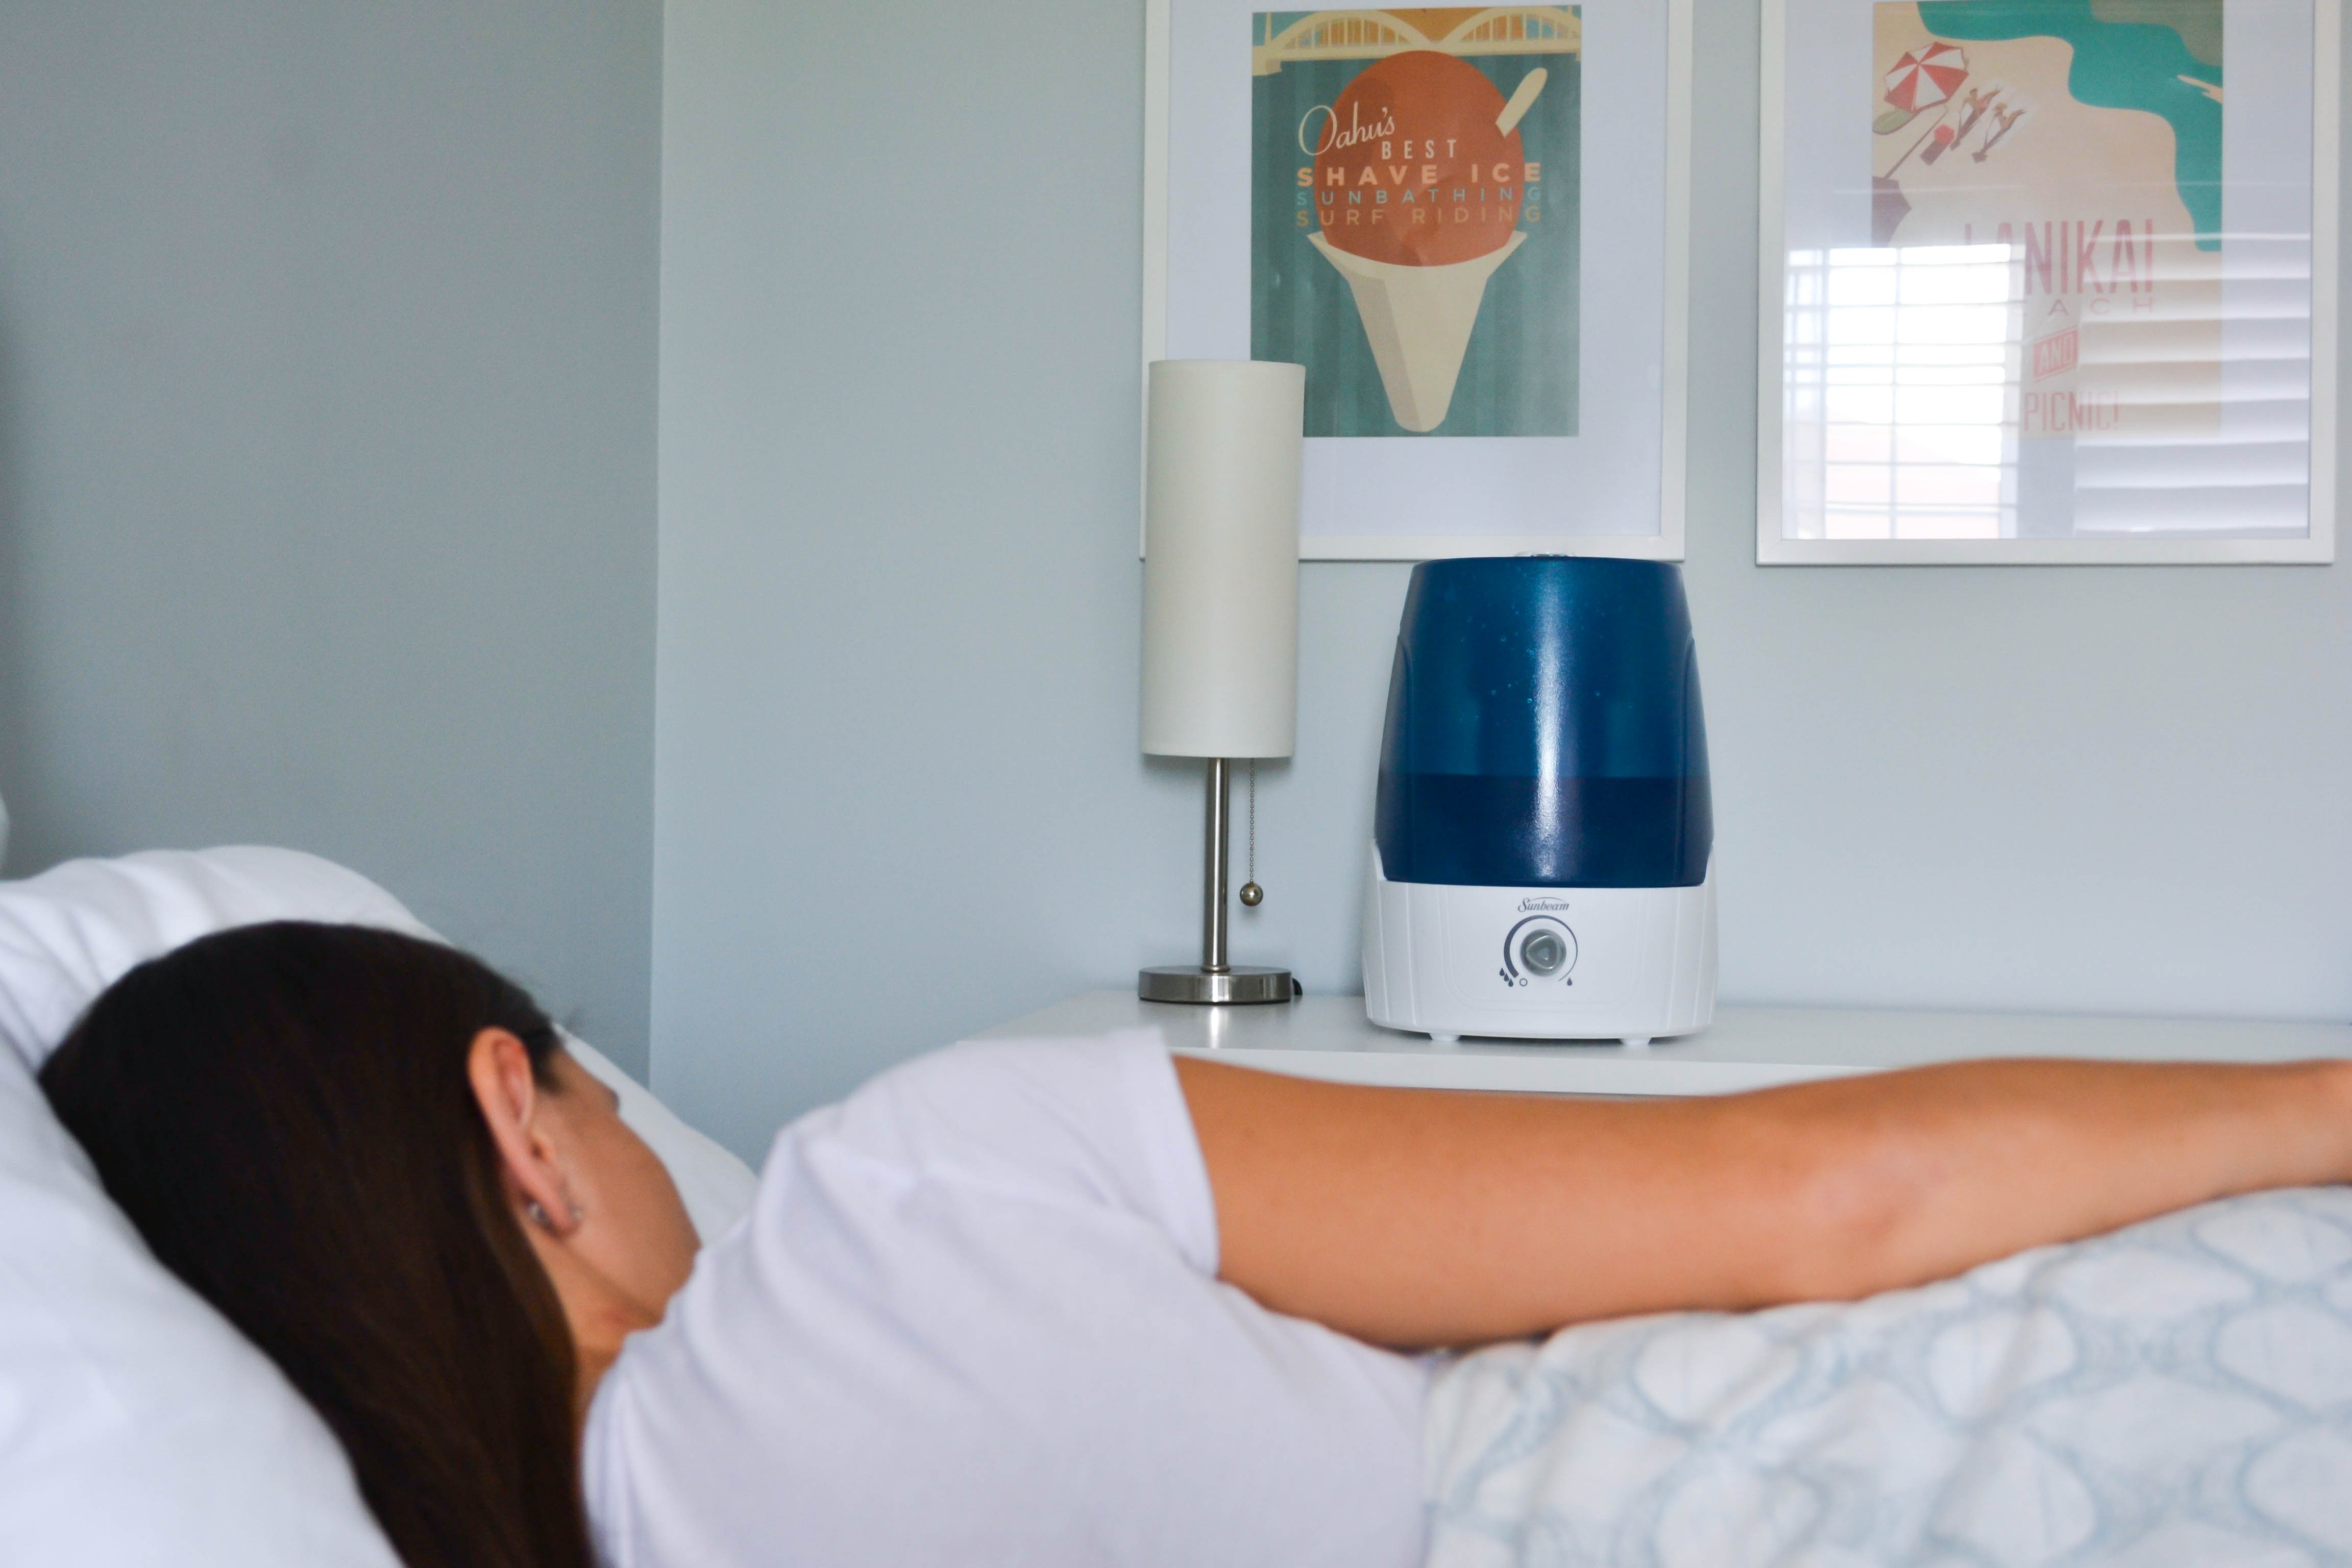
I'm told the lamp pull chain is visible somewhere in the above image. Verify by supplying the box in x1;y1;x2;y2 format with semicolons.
1239;761;1263;908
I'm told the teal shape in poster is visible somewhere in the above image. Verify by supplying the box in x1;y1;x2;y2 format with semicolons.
1916;0;2223;248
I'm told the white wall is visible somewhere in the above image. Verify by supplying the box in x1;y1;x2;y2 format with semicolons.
655;0;2352;1158
0;2;664;1074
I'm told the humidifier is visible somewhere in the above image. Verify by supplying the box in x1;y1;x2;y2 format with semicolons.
1361;556;1715;1046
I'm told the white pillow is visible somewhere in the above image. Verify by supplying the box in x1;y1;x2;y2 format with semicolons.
0;847;760;1566
0;847;443;1064
0;1038;401;1565
0;846;757;1241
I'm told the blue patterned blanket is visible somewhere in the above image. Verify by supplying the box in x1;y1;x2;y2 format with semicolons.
1426;1188;2352;1566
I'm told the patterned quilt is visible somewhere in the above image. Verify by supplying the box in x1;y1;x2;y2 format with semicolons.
1425;1187;2352;1566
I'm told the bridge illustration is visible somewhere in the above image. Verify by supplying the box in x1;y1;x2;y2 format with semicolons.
1253;8;1581;75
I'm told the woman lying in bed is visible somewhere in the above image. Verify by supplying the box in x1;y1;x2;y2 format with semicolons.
37;922;2352;1568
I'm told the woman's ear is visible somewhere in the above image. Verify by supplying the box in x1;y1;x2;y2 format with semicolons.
465;1029;580;1237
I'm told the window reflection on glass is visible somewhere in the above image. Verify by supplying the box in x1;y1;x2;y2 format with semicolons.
1780;224;2313;543
1785;244;2022;540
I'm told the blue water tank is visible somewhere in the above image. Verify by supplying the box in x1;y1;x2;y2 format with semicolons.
1374;557;1712;889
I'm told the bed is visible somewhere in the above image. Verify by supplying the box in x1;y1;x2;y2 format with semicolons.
1426;1191;2352;1563
3;841;2347;1565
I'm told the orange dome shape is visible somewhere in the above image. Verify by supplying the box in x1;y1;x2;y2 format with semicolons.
1310;51;1528;268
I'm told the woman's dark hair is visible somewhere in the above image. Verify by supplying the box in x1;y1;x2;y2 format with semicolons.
38;921;594;1568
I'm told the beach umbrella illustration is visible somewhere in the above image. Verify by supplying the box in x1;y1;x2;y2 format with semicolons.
1884;41;1967;114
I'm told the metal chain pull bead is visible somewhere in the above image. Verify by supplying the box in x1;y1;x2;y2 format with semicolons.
1238;760;1263;907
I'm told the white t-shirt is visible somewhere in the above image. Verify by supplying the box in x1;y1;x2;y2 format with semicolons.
582;1031;1430;1567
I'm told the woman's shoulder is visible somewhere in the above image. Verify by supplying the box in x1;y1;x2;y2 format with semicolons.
757;1027;1213;1262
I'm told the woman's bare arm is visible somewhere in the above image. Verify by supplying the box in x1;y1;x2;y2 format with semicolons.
1173;1054;2352;1348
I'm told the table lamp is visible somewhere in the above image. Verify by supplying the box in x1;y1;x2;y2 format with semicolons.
1138;359;1303;1005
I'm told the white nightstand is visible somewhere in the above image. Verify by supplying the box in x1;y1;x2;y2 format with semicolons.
976;992;2352;1095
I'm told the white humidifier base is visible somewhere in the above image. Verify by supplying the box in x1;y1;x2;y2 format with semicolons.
1361;845;1716;1046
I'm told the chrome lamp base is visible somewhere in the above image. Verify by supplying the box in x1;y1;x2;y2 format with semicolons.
1140;757;1297;1008
1138;964;1294;1006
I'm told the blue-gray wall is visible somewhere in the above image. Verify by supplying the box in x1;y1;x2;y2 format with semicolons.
654;0;2352;1159
0;2;663;1074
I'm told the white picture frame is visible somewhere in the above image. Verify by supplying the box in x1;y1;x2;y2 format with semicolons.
1758;0;2341;565
1143;2;1694;561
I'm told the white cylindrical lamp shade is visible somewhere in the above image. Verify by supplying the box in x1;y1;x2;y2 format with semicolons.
1140;359;1304;760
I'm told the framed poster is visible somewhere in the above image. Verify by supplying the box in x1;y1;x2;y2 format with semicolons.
1145;2;1694;559
1760;0;2340;564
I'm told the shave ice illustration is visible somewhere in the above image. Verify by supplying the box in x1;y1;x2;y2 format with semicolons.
1307;54;1547;432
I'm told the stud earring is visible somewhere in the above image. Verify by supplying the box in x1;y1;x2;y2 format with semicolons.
525;1197;586;1232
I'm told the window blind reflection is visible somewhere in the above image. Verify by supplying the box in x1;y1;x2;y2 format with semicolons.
1785;243;2022;540
1781;236;2315;544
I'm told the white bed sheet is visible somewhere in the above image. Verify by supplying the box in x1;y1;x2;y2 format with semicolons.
1426;1186;2352;1566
